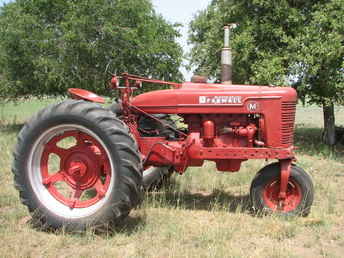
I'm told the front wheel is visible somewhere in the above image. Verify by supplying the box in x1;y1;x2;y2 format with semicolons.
12;100;142;231
250;163;314;216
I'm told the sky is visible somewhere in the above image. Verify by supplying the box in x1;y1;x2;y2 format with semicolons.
0;0;211;80
151;0;211;80
0;0;9;6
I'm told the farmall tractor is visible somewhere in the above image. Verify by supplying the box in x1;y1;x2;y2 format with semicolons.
12;26;314;230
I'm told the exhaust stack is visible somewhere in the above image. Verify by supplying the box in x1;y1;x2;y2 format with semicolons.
221;24;237;84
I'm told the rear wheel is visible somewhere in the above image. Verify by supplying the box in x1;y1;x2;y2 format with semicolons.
12;100;142;230
250;163;314;216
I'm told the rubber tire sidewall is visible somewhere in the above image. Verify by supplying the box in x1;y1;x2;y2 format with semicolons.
13;100;142;230
250;162;314;216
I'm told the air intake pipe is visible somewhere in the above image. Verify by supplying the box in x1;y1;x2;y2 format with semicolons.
221;24;237;84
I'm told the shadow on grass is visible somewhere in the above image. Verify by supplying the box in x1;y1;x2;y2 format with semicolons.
294;127;344;159
108;215;146;236
147;188;251;214
25;213;146;237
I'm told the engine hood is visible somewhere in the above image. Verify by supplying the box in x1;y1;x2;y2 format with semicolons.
131;82;297;114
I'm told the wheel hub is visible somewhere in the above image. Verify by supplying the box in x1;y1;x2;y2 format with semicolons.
263;180;302;212
39;129;111;209
62;147;100;190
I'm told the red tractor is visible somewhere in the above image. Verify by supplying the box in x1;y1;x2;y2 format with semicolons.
12;27;314;231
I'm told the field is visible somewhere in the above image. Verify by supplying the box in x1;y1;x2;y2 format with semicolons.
0;99;343;258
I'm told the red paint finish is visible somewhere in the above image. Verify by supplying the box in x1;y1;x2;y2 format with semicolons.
131;83;297;148
62;70;314;215
279;159;292;200
69;73;302;204
110;76;119;89
68;88;105;104
203;120;215;146
263;178;302;212
120;73;182;88
131;82;296;113
137;134;294;173
103;73;299;174
41;130;110;208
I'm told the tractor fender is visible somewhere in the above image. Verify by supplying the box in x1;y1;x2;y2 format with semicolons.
68;88;105;104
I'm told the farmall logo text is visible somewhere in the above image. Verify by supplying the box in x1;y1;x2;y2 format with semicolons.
199;96;242;105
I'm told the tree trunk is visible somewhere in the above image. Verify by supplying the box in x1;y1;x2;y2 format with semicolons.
322;103;336;145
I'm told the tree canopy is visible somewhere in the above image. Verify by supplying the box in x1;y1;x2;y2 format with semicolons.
189;0;343;144
0;0;183;98
189;0;344;104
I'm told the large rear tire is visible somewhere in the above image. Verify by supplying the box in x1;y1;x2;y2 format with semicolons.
250;163;314;216
12;99;142;231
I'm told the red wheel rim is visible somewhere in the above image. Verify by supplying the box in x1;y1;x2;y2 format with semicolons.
262;179;302;212
40;130;111;209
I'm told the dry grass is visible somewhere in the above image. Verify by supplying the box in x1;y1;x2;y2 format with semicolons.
0;100;343;258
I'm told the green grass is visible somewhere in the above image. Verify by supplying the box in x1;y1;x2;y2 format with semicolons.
0;99;344;257
0;97;62;125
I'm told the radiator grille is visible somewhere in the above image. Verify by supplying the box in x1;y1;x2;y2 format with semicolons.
281;101;296;145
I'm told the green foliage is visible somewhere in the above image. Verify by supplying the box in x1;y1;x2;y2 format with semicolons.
189;0;344;105
289;0;344;104
0;0;183;98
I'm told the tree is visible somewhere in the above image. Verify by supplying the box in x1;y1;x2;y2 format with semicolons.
189;0;344;145
289;1;344;145
0;0;183;98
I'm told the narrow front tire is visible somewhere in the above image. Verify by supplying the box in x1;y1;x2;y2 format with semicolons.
250;163;314;216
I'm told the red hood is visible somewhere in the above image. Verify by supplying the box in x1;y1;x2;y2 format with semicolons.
131;82;297;114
